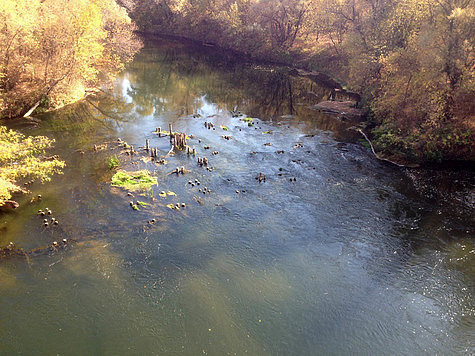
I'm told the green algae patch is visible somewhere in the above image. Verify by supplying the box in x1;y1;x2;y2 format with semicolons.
111;170;158;191
241;117;254;127
108;155;120;170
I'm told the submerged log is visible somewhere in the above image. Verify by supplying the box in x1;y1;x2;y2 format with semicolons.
289;69;343;90
314;101;366;119
0;239;71;260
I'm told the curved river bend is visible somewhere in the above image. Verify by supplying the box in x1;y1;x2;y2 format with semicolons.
0;37;473;355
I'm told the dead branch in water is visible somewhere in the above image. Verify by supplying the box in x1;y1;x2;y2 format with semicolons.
357;129;418;168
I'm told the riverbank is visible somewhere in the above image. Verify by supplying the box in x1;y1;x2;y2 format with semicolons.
134;28;474;165
4;31;472;170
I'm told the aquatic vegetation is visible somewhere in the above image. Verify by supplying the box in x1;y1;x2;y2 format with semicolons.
154;129;171;135
167;202;185;210
159;191;176;198
107;155;120;170
111;170;157;191
241;117;254;126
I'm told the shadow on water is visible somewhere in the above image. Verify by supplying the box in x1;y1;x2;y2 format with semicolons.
0;36;473;355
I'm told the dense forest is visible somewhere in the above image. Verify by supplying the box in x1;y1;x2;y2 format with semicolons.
0;0;473;205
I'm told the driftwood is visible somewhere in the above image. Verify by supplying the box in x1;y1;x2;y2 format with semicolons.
173;132;187;150
0;239;71;260
314;101;366;118
357;129;419;168
289;68;342;90
23;100;41;118
329;88;361;103
1;200;19;209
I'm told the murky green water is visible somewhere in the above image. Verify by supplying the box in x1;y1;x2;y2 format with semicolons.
1;37;473;355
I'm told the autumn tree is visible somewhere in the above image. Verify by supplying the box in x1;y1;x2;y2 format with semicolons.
253;0;311;51
372;0;474;161
0;0;141;119
0;126;64;206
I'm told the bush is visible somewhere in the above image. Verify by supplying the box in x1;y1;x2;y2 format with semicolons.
0;126;64;205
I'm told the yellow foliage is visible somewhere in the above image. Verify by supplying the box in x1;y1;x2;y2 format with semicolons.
0;0;141;119
0;126;64;205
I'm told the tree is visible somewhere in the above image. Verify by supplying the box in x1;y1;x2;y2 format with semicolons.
371;0;474;161
255;0;311;51
0;126;64;206
0;0;141;119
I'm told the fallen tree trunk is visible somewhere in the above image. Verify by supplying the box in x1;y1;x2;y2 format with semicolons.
357;129;419;168
23;100;41;117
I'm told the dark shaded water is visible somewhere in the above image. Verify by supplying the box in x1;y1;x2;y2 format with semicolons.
1;37;473;355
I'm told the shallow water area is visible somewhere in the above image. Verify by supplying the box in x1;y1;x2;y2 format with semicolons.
0;37;473;355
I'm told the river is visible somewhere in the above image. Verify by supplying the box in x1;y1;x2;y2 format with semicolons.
0;36;473;355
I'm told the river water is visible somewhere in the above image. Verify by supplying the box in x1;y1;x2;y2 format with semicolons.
1;37;473;355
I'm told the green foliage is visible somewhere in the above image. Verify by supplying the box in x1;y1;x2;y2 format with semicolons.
368;1;475;162
0;126;64;205
107;155;120;170
111;170;158;190
357;138;371;150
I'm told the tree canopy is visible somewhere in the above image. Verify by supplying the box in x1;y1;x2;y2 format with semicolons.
0;126;64;206
0;0;141;118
